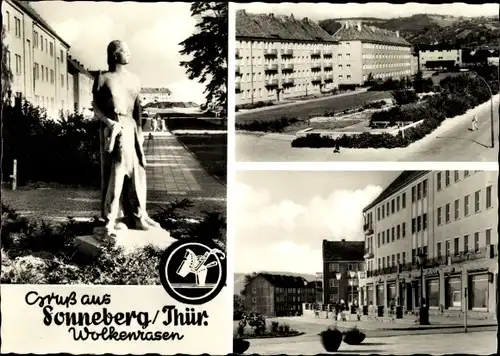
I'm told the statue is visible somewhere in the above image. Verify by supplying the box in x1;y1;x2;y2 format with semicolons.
92;40;160;238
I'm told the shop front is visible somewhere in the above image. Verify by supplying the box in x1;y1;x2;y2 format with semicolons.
445;274;462;309
468;272;488;311
376;283;384;306
366;284;374;306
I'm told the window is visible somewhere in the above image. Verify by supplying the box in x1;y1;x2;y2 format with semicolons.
485;229;491;246
417;216;421;232
436;172;442;190
6;11;10;31
377;233;380;247
454;237;459;256
469;274;488;309
378;258;381;270
423;179;428;197
15;17;21;38
382;231;385;244
464;235;469;253
377;207;380;220
382;257;385;268
386;202;390;216
5;50;10;70
391;227;395;242
41;65;44;81
464;170;470;178
50;42;54;56
454;199;460;220
454;171;460;182
34;63;39;80
445;203;450;223
396;196;400;211
397;225;401;239
446;276;461;309
402;222;406;238
50;69;54;84
412;249;416;263
437;207;442;225
391;199;395;214
61;74;65;87
464;195;470;216
445;171;450;186
437;242;442;258
427;279;440;307
329;263;339;272
445;240;451;257
41;35;44;50
486;186;492;209
33;31;38;47
397;253;400;264
474;190;480;213
45;39;48;52
423;213;427;230
391;254;395;266
402;193;406;208
402;252;406;264
412;186;416;202
474;232;479;251
15;54;21;75
45;67;48;81
382;205;385;218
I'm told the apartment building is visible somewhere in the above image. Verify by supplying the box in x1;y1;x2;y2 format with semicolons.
242;273;317;317
322;239;365;305
419;46;463;70
67;56;95;114
2;0;71;118
140;87;172;105
360;171;498;319
331;21;412;85
235;10;338;105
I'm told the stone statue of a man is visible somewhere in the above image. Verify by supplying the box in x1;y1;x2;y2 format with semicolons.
92;40;159;238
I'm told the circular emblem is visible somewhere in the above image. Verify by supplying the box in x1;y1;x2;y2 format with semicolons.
159;239;227;305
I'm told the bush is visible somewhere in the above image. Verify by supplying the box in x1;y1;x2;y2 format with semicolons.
283;324;290;333
320;327;343;352
235;116;300;133
235;101;274;112
362;100;386;110
271;321;279;334
343;326;366;345
339;84;356;91
392;89;419;106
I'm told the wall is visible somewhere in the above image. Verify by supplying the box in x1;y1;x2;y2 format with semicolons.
243;276;275;317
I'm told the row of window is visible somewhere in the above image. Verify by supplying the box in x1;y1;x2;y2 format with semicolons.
366;70;412;79
376;222;408;247
5;51;22;75
437;186;493;225
436;170;479;191
377;191;407;221
4;12;22;38
361;43;410;51
362;53;411;60
237;57;335;65
33;30;64;63
363;62;411;70
377;251;407;270
237;40;336;51
34;63;65;87
437;229;493;258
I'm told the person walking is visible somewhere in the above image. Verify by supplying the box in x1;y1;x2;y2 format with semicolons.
471;115;479;131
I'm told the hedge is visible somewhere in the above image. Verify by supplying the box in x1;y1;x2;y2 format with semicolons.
235;116;301;133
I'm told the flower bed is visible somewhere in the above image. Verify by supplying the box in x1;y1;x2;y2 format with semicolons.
235;315;303;339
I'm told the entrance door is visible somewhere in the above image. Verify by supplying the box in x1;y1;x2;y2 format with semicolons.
406;283;413;311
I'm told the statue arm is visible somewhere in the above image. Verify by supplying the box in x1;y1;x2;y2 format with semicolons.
133;94;143;137
91;72;117;129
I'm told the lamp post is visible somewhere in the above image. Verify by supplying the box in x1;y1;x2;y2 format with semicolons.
349;271;357;308
469;71;495;148
335;272;342;302
416;252;429;325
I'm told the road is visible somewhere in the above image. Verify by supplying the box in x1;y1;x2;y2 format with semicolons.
236;94;499;162
236;91;391;122
245;330;497;355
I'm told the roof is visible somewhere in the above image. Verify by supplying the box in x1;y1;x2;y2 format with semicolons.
363;171;430;212
236;10;336;43
258;273;309;288
140;87;172;95
322;239;365;261
332;21;410;47
12;0;70;48
67;56;94;79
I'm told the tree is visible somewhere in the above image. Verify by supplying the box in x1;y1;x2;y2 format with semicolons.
1;26;13;105
179;2;227;110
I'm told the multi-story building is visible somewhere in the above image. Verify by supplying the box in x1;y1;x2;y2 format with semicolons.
331;21;412;85
322;239;365;305
242;273;317;317
235;10;338;106
418;46;463;70
139;87;172;105
2;0;71;118
67;56;95;114
360;171;498;319
411;54;419;75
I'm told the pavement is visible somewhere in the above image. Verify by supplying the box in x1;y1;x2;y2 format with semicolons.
245;330;497;355
236;94;499;162
2;133;226;221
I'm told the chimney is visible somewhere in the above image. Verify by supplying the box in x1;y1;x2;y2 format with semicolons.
357;21;362;31
345;21;349;29
396;30;400;38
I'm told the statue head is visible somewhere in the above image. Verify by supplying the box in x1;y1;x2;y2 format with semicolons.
107;40;131;70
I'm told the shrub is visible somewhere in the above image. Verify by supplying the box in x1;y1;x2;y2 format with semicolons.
235;101;274;112
283;324;290;334
392;89;419;106
363;101;386;110
320;327;343;352
271;321;279;334
339;84;356;91
343;326;366;345
235;116;300;133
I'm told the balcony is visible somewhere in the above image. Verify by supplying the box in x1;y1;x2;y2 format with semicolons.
323;52;333;59
264;64;279;73
235;65;241;76
364;248;374;259
324;75;334;83
235;82;241;93
363;223;374;235
427;256;447;267
281;63;294;73
323;63;333;71
311;76;322;84
281;78;295;87
281;49;294;58
450;246;492;263
311;64;322;72
265;79;280;88
236;49;241;59
264;49;278;58
311;51;321;59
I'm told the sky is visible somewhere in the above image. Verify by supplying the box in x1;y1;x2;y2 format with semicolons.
31;1;206;104
234;171;402;275
236;2;499;20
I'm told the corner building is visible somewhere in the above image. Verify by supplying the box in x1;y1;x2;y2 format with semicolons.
360;171;497;319
235;10;338;105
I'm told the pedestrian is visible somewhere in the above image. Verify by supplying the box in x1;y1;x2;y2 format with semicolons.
333;142;340;154
161;117;167;132
471;115;479;131
151;115;158;132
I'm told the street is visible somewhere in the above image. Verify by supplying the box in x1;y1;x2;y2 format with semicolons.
236;94;499;162
245;330;497;355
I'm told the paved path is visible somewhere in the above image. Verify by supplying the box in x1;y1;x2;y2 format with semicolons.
236;94;499;162
2;135;225;221
245;330;497;355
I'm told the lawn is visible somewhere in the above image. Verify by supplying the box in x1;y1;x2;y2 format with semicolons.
176;134;227;184
165;117;226;131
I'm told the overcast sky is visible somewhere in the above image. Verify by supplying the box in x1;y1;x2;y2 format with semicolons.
236;2;499;20
31;1;206;103
235;171;402;275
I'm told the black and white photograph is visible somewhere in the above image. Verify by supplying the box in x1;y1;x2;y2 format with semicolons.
1;1;230;354
233;169;498;354
234;2;499;162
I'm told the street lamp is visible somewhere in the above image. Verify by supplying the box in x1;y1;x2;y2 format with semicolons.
335;272;342;303
416;252;429;325
469;71;495;148
349;271;357;308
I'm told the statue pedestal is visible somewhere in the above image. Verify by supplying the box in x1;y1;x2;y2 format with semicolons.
74;227;176;258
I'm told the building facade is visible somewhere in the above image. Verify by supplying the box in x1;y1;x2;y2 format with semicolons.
360;171;498;319
419;46;463;70
323;239;365;305
242;273;318;317
67;56;95;115
331;21;412;85
140;87;172;105
2;0;71;118
235;10;338;106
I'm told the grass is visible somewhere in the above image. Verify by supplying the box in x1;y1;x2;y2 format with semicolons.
176;134;227;184
165;118;226;131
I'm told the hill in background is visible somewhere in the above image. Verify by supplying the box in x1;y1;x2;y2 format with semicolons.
234;272;317;295
319;14;499;48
